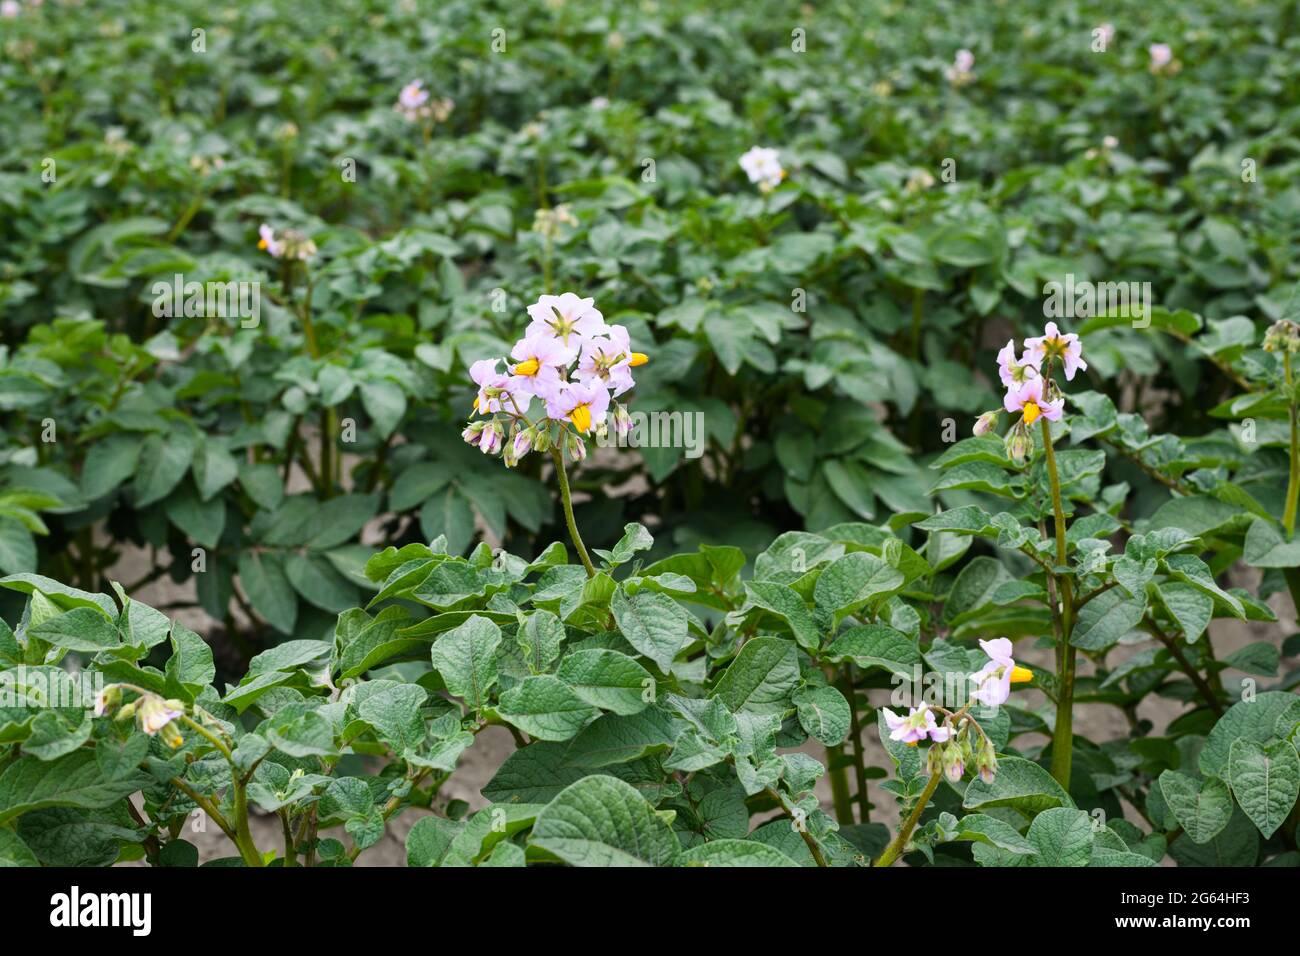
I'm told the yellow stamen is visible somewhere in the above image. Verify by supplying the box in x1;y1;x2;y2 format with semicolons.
569;404;592;434
257;238;268;250
629;352;648;367
1010;665;1034;684
513;358;540;376
472;396;481;413
906;740;918;748
1022;401;1041;426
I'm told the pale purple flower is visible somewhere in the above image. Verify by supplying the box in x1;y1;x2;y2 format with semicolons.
398;80;429;111
1003;376;1064;425
1149;43;1172;68
971;638;1032;708
525;293;608;348
469;358;531;415
577;324;638;396
139;699;184;736
546;380;611;434
258;223;284;258
1023;321;1087;380
996;338;1038;387
1;1;21;17
973;410;999;437
512;429;532;460
478;425;502;455
882;705;950;745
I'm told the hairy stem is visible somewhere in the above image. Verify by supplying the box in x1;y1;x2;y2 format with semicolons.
874;767;942;868
551;446;595;577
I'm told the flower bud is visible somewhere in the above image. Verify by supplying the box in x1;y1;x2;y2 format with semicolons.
93;684;121;718
612;403;632;437
973;410;999;437
1004;419;1032;464
567;432;587;462
943;744;966;782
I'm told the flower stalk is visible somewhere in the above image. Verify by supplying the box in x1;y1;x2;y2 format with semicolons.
551;445;595;578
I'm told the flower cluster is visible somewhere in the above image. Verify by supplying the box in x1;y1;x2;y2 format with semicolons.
463;292;647;465
1148;43;1181;76
532;203;578;238
881;639;1031;783
974;321;1086;464
738;146;785;192
258;223;316;260
945;48;975;86
394;79;454;124
1263;319;1300;354
94;685;185;749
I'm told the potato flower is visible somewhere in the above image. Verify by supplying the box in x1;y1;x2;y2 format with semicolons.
970;638;1034;708
881;704;951;745
1023;321;1087;380
738;146;785;192
464;292;646;463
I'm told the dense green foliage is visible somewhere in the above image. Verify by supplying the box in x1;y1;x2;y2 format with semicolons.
0;0;1297;867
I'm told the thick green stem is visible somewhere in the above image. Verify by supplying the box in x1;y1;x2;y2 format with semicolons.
874;768;942;867
842;667;871;822
1284;354;1298;536
232;778;263;867
824;745;854;824
551;446;595;577
1042;419;1076;790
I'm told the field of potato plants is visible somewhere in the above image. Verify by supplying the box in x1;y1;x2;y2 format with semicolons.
2;0;1299;894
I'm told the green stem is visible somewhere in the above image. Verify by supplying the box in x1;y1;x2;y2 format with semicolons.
1283;354;1298;536
841;667;871;822
1041;418;1076;790
551;446;595;577
874;767;942;867
763;787;828;867
825;745;854;824
232;779;263;867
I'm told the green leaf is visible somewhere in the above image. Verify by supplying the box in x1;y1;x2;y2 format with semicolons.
530;774;681;866
951;814;1037;855
610;587;688;673
1152;582;1212;642
962;757;1072;816
237;551;297;635
429;615;502;712
813;552;904;626
678;839;800;867
517;610;566;674
27;608;121;653
792;685;850;745
0;516;36;574
497;675;600;741
557;649;653;716
739;582;820;651
133;431;197;507
711;637;800;715
0;828;39;867
1228;738;1300;839
1200;692;1299;778
1070;589;1146;651
0;751;149;825
1243;518;1300;568
1157;770;1233;844
1026;807;1094;867
943;557;1013;625
822;624;921;679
